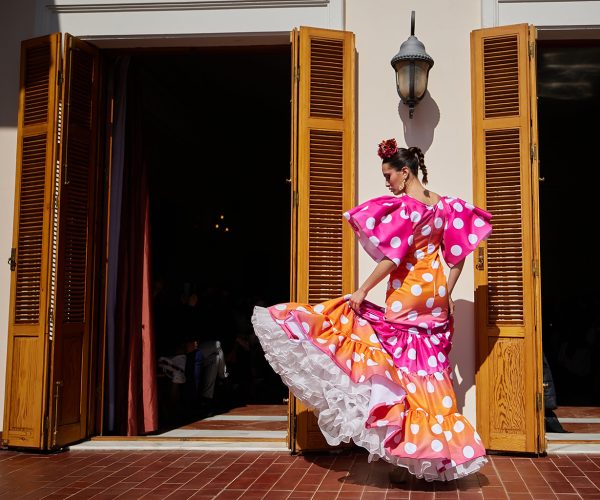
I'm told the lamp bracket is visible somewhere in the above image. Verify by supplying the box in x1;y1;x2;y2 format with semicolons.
411;10;415;36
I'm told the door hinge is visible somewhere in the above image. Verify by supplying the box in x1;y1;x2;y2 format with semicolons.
294;191;299;207
536;392;543;411
529;42;536;59
532;258;539;277
8;248;16;271
294;65;300;82
58;70;64;86
530;143;537;161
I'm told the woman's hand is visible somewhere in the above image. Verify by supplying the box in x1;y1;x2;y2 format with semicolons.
349;288;367;313
449;297;455;316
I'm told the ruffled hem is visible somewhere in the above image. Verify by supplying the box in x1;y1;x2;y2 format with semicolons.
252;306;488;481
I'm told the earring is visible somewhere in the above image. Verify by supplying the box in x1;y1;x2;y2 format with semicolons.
398;176;407;193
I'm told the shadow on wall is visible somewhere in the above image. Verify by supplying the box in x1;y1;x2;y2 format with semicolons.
0;0;59;127
449;298;476;414
397;91;440;153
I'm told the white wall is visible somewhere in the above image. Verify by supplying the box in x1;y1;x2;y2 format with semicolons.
345;0;482;423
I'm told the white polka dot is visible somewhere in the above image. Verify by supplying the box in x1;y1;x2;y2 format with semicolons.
376;419;389;427
474;217;485;227
427;381;435;393
442;396;453;408
450;245;463;256
435;415;444;424
392;258;400;266
406;262;414;271
444;431;453;441
302;321;310;332
438;352;446;362
431;440;443;452
404;442;417;454
406;382;417;393
408;311;418;321
346;359;352;370
408;235;414;246
390;237;401;248
408;327;419;335
358;318;367;326
316;338;327;344
415;250;425;260
275;304;287;310
431;424;442;434
381;214;392;224
437;201;444;209
369;333;379;343
366;358;378;366
438;286;447;297
314;304;325;313
410;423;420;434
454;421;465;432
468;234;478;244
351;334;361;342
392;279;402;289
453;218;464;229
434;371;444;380
428;356;437;367
343;212;350;219
430;335;440;345
385;370;393;380
453;202;464;212
407;348;417;360
340;315;349;325
432;307;442;318
424;338;431;349
366;217;376;230
394;346;403;357
421;225;432;236
369;236;380;247
391;301;402;313
388;336;398;346
474;431;482;443
431;260;440;269
411;285;422;296
296;306;308;312
329;344;337;354
322;321;331;329
427;243;435;254
425;298;435;308
359;375;365;382
410;211;421;223
360;205;370;211
419;322;428;329
463;446;475;459
434;217;443;229
400;209;409;219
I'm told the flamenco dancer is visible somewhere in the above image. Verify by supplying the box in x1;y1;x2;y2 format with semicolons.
252;139;492;481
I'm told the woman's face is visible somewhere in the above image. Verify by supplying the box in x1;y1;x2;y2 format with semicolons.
382;163;406;196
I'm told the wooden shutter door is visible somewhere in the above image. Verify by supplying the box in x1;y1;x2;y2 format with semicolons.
471;24;543;453
48;34;99;448
289;26;356;452
3;34;62;448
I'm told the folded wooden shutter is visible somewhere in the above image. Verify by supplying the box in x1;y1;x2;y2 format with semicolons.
471;24;543;452
290;26;355;453
48;34;99;448
3;34;62;448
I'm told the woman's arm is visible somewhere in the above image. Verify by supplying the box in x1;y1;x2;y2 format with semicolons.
348;258;396;312
447;259;465;315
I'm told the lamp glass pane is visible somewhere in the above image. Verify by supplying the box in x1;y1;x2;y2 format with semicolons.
395;63;411;100
413;61;430;99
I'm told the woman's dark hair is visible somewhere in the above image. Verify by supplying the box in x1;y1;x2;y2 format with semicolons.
383;146;428;184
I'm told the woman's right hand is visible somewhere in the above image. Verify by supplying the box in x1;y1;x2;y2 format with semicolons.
349;288;367;313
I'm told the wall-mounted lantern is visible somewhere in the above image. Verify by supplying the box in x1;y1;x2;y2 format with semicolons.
391;11;434;118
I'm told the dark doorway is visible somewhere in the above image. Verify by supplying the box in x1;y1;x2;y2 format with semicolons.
538;41;600;412
103;46;291;434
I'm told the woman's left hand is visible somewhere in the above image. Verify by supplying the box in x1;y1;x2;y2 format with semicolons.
349;288;367;313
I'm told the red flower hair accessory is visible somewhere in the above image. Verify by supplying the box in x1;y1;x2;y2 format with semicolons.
377;138;399;160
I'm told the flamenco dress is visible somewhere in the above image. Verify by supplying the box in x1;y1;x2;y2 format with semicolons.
251;193;493;481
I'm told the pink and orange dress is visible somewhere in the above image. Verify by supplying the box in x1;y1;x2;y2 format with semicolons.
251;193;492;481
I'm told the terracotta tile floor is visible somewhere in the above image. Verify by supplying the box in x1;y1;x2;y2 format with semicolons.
1;448;600;499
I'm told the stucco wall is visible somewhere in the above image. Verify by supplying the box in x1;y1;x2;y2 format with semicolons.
345;0;482;423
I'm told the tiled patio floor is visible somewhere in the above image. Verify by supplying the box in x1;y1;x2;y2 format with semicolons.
1;448;600;499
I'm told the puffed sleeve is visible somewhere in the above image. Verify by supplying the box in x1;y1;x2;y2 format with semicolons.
441;196;493;268
343;195;414;267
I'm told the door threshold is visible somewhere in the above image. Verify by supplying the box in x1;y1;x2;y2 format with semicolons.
70;439;288;451
547;432;600;453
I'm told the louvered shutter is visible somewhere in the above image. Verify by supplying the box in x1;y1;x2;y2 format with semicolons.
48;34;99;448
290;27;355;452
471;24;544;453
3;34;62;448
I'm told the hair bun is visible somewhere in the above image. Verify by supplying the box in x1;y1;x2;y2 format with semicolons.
377;138;399;160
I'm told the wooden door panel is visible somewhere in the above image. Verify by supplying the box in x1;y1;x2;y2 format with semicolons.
289;26;356;452
471;23;543;453
3;33;62;449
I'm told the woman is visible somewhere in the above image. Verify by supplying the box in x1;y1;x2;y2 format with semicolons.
251;139;492;481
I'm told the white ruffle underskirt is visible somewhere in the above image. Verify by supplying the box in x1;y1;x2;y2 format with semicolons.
251;306;488;482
